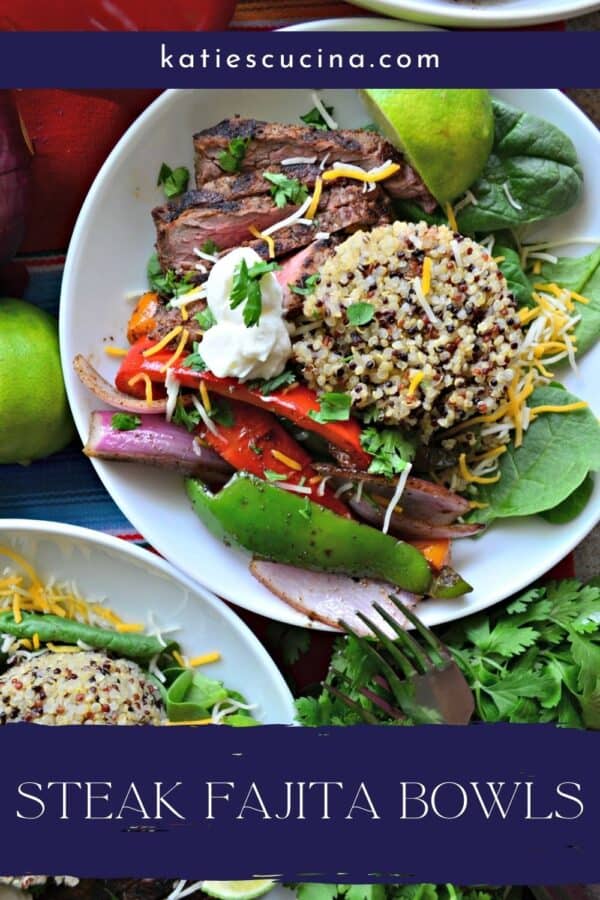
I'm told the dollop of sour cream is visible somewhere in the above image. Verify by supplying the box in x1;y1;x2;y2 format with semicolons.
200;246;292;381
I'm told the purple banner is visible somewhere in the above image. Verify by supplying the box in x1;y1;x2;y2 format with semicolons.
0;32;597;88
0;724;597;883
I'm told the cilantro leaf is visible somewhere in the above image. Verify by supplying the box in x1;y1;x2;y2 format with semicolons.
147;253;193;299
300;104;335;130
172;400;201;433
183;342;207;372
263;172;309;209
217;137;249;173
157;162;190;199
347;302;375;326
210;399;234;427
200;239;219;256
360;427;417;479
111;413;141;431
265;622;312;666
308;392;351;424
249;370;297;395
230;259;281;328
264;469;289;483
194;308;217;331
290;274;321;297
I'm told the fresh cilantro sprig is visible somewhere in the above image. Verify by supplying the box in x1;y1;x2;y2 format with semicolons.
111;413;141;432
157;162;190;199
249;370;297;396
295;579;600;729
182;342;207;372
290;274;320;297
194;308;217;331
308;392;351;424
230;258;281;327
217;137;249;173
292;885;504;900
300;104;335;130
263;172;309;209
147;253;193;299
360;427;417;479
347;302;374;327
200;239;219;256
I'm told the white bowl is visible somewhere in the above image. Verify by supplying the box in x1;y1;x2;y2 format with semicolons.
279;16;441;30
0;520;295;723
60;88;600;629
337;0;599;28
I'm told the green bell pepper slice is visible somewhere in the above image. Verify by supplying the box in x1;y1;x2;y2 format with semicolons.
186;473;433;595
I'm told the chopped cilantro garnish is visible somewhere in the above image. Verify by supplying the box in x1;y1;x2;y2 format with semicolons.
200;239;219;256
147;253;193;299
172;400;201;433
210;399;234;427
156;162;190;199
230;258;281;327
111;413;141;431
249;369;297;396
264;469;289;482
249;441;263;456
290;274;321;297
347;301;375;326
263;172;309;209
217;137;249;173
360;427;417;479
183;341;207;372
300;104;335;131
194;308;217;331
308;392;351;424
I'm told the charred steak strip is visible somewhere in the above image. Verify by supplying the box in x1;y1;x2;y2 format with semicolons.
193;117;436;212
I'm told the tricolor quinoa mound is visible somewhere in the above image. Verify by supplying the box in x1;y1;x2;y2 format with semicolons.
0;650;165;725
292;221;524;441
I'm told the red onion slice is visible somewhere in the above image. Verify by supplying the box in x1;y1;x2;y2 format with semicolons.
74;354;178;414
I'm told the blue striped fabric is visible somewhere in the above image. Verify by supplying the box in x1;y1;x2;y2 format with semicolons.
0;254;135;536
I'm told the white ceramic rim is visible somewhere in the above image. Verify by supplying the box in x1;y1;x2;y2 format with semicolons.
0;518;296;720
279;16;442;31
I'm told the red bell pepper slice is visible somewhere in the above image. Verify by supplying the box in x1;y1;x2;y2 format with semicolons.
198;398;350;517
116;337;372;470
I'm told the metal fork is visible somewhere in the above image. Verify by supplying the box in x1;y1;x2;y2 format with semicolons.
325;594;474;725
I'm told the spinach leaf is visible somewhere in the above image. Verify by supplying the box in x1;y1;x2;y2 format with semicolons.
457;99;583;233
535;248;600;355
496;246;532;306
163;668;229;721
540;473;594;525
469;384;600;524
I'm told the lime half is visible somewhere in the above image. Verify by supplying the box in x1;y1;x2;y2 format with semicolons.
200;882;276;900
360;89;494;205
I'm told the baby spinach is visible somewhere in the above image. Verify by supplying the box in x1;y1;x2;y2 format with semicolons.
161;666;255;726
457;99;583;233
496;246;532;306
541;473;594;525
535;247;600;355
469;384;600;524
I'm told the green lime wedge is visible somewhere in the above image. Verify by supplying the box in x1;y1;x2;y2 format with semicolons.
360;89;494;205
200;882;276;900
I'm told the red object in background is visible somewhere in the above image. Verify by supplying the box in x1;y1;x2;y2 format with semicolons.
0;0;236;31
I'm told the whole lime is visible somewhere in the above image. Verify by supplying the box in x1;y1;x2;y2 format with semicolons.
0;298;74;464
361;89;495;204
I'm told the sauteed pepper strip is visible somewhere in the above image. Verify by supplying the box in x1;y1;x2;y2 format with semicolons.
116;337;371;469
187;472;435;596
199;398;350;517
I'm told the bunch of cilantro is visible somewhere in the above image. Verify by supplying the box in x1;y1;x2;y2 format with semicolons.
295;580;600;730
290;884;516;900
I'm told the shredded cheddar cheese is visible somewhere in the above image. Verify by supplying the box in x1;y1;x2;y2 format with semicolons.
458;453;501;485
445;202;458;232
529;401;588;417
199;381;212;414
421;257;433;296
115;623;145;633
306;176;323;220
322;162;400;185
166;719;214;726
407;371;425;397
142;326;183;357
104;346;129;358
248;224;275;259
189;651;221;667
128;372;154;404
173;650;187;668
271;449;303;471
160;328;189;374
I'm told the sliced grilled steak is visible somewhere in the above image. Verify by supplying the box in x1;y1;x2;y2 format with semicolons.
39;880;173;900
276;237;341;312
154;182;392;280
148;298;206;344
152;193;295;276
194;162;322;204
194;117;436;212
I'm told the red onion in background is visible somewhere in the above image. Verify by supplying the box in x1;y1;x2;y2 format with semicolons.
0;90;32;264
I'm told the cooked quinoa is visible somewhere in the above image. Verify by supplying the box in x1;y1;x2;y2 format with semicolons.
293;221;523;442
0;651;165;725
